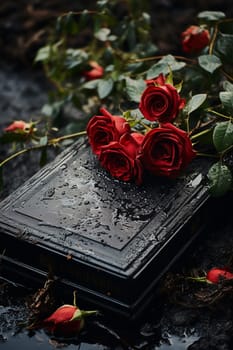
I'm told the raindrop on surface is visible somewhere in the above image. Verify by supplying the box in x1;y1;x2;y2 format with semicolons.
46;187;55;197
60;163;67;170
188;173;203;188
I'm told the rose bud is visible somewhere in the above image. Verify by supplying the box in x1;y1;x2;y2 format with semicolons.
206;268;233;284
181;25;210;54
99;132;144;185
139;75;185;123
86;107;131;156
140;123;196;178
83;61;104;80
40;304;97;337
4;120;34;134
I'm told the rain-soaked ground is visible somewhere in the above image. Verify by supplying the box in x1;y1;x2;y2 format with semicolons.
1;1;233;349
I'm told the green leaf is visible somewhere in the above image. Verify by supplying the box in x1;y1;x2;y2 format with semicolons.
146;55;186;79
97;78;113;99
213;121;233;152
219;91;233;113
34;46;51;62
64;12;79;35
185;94;207;114
39;136;48;146
198;55;222;73
65;49;88;69
223;81;233;92
197;11;226;21
125;77;146;102
207;162;232;197
215;32;233;64
94;28;111;41
41;101;64;118
82;79;100;90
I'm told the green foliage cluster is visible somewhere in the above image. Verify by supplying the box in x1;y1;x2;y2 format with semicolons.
1;3;233;197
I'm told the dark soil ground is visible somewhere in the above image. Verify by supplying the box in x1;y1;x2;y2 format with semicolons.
1;1;233;349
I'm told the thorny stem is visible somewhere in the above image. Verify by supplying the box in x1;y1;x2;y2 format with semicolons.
221;69;233;83
190;128;211;140
73;290;77;307
196;152;219;158
187;276;208;283
0;131;87;168
209;23;218;55
59;10;100;19
209;18;233;55
221;144;233;158
130;55;196;64
206;108;233;120
50;130;86;144
139;120;152;132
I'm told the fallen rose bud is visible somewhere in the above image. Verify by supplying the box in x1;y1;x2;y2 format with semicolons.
206;268;233;284
40;304;97;337
83;61;104;80
4;120;34;134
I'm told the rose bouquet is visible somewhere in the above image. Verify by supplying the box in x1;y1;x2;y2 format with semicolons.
86;74;196;185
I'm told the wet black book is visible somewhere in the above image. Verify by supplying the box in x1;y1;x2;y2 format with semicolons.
0;139;212;318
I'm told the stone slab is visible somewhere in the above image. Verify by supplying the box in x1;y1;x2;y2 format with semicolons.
0;139;212;318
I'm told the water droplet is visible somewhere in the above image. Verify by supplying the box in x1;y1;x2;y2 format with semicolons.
60;163;67;170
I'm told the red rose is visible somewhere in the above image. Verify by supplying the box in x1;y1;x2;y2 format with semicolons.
140;123;196;178
4;120;33;133
41;304;97;337
181;25;210;53
87;107;131;156
83;61;104;80
145;73;166;87
139;76;185;123
99;132;144;184
206;268;233;284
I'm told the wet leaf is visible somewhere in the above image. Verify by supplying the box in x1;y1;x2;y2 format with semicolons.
82;79;100;90
125;77;146;102
94;28;111;41
40;136;48;146
146;55;186;79
185;94;207;114
215;32;233;64
34;45;51;62
197;11;226;21
97;78;113;99
219;91;233;113
223;81;233;92
198;54;222;73
207;162;232;197
213;121;233;152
